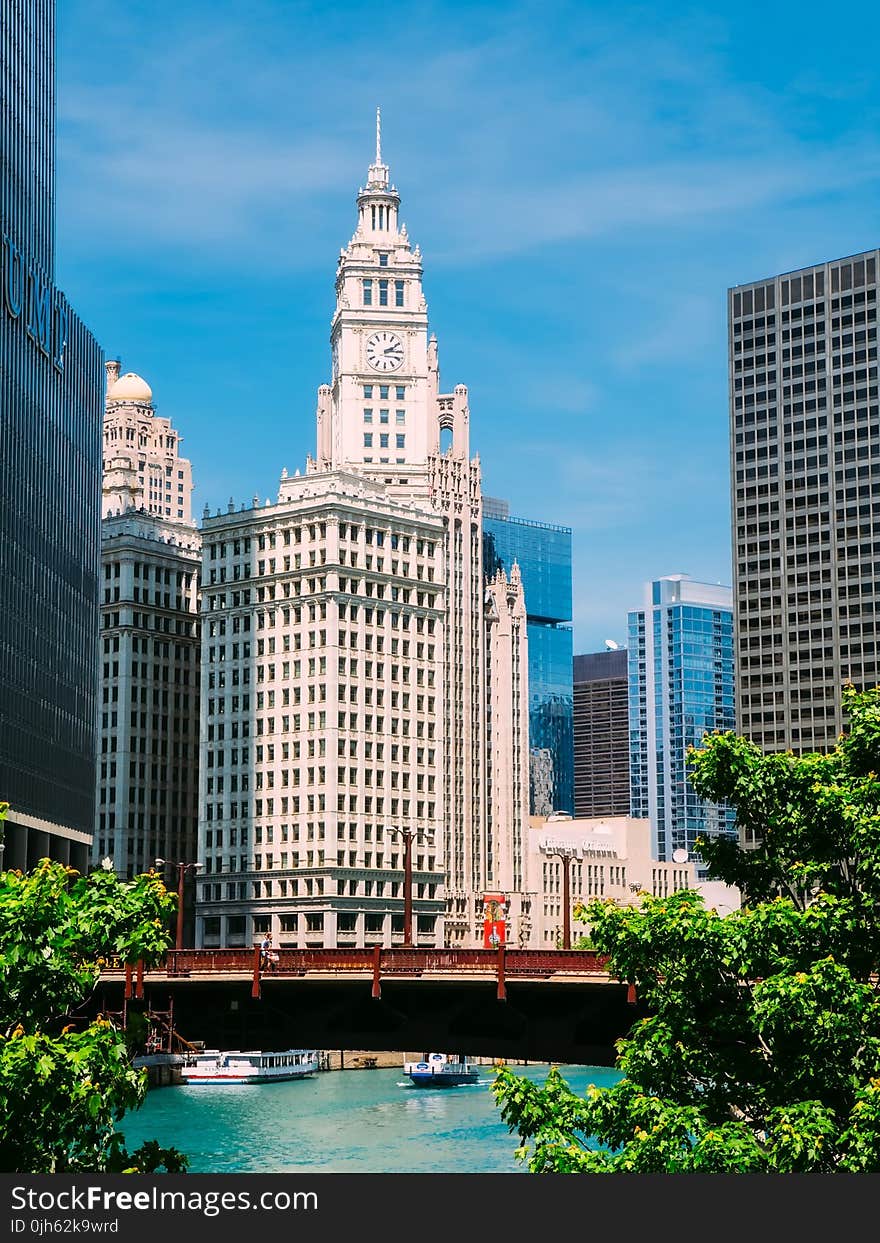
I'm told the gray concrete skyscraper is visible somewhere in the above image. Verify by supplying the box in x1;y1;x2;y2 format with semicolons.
730;250;879;760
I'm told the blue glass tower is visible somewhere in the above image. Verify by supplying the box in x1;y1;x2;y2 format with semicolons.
483;499;573;815
628;575;736;867
0;0;104;869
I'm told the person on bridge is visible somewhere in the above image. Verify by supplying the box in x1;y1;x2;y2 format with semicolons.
260;934;278;972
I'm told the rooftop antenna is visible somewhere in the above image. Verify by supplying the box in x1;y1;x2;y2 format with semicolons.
376;106;381;165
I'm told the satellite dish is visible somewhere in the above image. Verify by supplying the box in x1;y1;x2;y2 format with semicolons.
672;848;689;864
604;639;620;650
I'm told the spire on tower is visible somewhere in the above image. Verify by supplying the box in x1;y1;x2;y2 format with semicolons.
366;107;391;191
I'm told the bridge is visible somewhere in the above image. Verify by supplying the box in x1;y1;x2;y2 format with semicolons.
98;947;639;1065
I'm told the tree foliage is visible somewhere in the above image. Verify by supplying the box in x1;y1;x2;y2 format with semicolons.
0;803;187;1172
494;686;880;1171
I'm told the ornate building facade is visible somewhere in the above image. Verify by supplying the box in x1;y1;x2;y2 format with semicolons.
94;364;201;882
102;361;194;522
194;119;532;948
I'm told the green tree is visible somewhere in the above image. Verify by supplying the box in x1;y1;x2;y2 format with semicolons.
493;686;880;1172
0;802;187;1172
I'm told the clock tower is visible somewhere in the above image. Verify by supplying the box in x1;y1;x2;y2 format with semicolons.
299;114;532;948
316;110;437;474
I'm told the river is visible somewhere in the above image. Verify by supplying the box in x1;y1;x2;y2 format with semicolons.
121;1062;621;1173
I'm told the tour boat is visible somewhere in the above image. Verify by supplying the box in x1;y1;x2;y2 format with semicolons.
180;1048;320;1084
403;1052;480;1088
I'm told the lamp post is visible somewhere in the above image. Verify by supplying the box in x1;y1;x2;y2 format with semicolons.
0;799;9;873
387;827;433;948
546;846;577;950
155;858;203;950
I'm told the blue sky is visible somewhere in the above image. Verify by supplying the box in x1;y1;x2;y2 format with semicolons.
55;0;880;652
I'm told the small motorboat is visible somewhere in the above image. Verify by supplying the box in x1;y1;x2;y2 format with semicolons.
402;1052;480;1087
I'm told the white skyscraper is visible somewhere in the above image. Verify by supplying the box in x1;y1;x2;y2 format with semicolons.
195;117;532;950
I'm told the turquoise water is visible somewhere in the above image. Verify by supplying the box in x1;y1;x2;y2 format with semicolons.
121;1063;621;1173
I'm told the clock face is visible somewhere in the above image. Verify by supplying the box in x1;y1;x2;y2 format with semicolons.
366;331;404;372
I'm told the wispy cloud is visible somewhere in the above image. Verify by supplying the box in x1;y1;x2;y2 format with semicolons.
494;439;724;533
611;293;720;369
56;1;880;271
60;87;355;246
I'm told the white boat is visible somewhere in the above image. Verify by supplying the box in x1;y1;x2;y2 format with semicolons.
403;1052;480;1088
180;1048;320;1084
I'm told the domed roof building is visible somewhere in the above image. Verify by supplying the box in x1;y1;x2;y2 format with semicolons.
107;371;153;404
101;359;193;523
96;359;201;881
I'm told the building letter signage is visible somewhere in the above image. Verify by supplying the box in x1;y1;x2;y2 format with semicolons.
2;233;67;372
53;299;68;372
3;233;25;318
27;270;52;355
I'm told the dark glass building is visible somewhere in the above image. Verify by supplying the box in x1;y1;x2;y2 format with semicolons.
573;649;630;817
1;0;104;869
483;499;573;815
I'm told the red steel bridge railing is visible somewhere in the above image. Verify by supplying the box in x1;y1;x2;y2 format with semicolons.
132;946;611;978
107;946;622;1004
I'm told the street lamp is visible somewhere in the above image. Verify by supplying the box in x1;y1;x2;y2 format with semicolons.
386;827;433;948
0;799;9;872
155;858;204;950
546;845;578;950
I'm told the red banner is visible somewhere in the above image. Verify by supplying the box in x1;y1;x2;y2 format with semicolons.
482;893;507;947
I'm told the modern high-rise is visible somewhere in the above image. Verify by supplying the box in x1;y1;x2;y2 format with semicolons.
628;575;736;867
194;118;533;949
93;365;201;880
483;500;573;816
573;649;630;818
730;250;879;758
0;0;104;870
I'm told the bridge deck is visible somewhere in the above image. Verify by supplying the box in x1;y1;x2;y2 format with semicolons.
103;946;616;984
101;949;611;979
